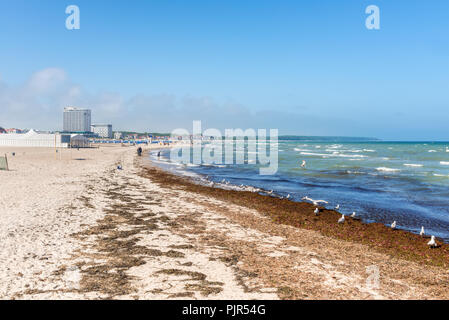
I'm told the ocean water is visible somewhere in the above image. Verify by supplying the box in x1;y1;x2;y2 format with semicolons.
150;140;449;242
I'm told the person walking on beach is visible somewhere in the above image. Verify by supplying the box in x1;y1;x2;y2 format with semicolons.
137;147;143;156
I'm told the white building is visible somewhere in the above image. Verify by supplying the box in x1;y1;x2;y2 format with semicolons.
114;131;123;140
0;129;70;147
91;124;113;138
63;107;91;133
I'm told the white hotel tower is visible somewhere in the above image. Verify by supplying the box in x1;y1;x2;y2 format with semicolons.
63;107;92;133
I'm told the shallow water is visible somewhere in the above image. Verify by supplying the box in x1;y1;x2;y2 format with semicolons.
150;140;449;242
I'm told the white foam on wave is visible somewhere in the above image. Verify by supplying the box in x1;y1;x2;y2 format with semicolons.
404;163;423;167
440;161;449;165
433;173;449;177
336;154;367;158
363;149;376;152
294;148;312;152
428;150;437;153
186;163;200;167
376;167;400;172
300;152;328;157
346;170;364;174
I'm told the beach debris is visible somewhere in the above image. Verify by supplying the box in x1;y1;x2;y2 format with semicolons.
338;214;345;224
314;208;319;216
391;221;397;229
302;196;329;206
420;226;425;237
427;235;437;248
335;204;340;210
301;160;306;168
117;165;123;170
351;212;356;218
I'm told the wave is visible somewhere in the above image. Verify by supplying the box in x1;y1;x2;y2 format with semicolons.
294;148;312;152
404;164;423;167
300;152;328;157
428;150;437;153
376;167;400;172
440;161;449;165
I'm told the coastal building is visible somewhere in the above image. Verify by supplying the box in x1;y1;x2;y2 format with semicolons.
91;124;113;138
0;129;70;147
0;127;6;134
5;128;22;134
63;107;91;133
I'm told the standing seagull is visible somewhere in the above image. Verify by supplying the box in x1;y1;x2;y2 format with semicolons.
314;208;319;216
391;221;397;229
420;226;425;237
427;235;437;248
301;160;306;168
351;212;356;218
335;204;340;210
338;214;345;224
286;194;291;199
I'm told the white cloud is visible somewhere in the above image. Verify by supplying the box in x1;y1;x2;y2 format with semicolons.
0;68;358;135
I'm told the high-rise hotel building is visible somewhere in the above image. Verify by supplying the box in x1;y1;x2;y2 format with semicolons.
63;107;92;133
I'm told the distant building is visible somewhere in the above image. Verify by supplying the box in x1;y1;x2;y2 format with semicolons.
0;129;70;147
91;124;113;138
0;127;6;134
63;107;91;133
5;128;22;134
114;132;123;140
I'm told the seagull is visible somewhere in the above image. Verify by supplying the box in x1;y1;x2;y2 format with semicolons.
335;204;340;210
314;208;319;216
268;190;273;195
286;194;291;199
420;226;425;237
302;196;329;206
338;214;345;224
391;221;397;229
427;235;437;248
301;160;306;168
351;212;356;218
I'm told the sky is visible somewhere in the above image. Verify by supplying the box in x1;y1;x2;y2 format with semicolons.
0;0;448;140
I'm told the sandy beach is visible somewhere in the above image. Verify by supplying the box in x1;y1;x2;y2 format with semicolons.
1;145;448;300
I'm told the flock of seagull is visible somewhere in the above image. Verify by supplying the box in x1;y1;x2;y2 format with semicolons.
300;196;439;249
211;177;440;249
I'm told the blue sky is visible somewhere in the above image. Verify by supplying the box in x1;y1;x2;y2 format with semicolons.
0;0;448;139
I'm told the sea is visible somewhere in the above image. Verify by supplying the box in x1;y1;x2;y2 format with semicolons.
149;139;449;242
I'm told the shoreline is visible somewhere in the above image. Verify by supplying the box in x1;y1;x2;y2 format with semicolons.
145;152;449;269
1;145;449;299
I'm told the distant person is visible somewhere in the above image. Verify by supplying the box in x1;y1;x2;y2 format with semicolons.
157;151;161;158
301;160;306;168
137;147;142;156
